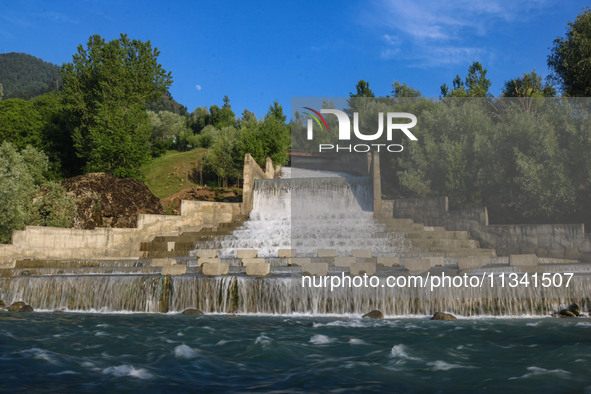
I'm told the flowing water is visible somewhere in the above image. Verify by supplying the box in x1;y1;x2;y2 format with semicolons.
1;312;591;393
219;168;405;257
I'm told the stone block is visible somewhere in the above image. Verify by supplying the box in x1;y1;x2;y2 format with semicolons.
317;249;337;258
202;262;229;276
196;249;219;259
351;249;372;258
278;249;296;258
237;249;258;259
377;256;400;267
457;256;490;270
425;256;445;267
350;262;376;276
302;262;328;276
403;259;431;273
245;261;270;276
241;258;265;267
509;254;538;266
288;258;311;266
197;257;220;267
162;265;187;275
151;258;177;267
333;257;356;267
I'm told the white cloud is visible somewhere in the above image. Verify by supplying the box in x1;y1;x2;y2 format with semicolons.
195;84;202;91
365;0;551;67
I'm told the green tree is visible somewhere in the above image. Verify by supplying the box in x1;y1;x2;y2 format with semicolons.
441;62;491;97
350;80;375;97
204;127;241;187
502;70;556;97
548;8;591;96
0;142;48;243
0;83;3;101
147;110;189;155
392;81;422;97
61;34;173;177
0;98;45;150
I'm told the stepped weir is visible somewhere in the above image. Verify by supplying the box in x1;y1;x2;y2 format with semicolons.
1;167;590;316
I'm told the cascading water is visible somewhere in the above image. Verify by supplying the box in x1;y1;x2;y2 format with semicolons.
0;275;163;312
218;168;405;257
2;167;590;316
168;275;591;316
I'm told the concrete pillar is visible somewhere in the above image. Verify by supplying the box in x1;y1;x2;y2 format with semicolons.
372;151;382;214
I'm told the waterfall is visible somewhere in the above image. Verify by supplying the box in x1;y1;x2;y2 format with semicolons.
0;275;162;312
168;275;591;316
219;168;405;257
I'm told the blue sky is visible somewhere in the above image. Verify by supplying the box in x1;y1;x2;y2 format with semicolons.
0;0;587;118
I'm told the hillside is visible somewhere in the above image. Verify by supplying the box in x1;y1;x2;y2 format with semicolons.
139;148;242;213
0;52;61;100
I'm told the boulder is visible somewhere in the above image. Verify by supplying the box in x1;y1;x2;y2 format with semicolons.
558;309;576;318
568;303;581;317
61;172;164;229
181;308;203;316
8;301;33;312
431;312;457;321
362;310;384;319
0;300;5;309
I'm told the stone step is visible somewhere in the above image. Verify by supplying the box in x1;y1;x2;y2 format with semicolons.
141;250;193;258
7;266;162;276
13;259;150;269
406;238;480;249
402;230;470;240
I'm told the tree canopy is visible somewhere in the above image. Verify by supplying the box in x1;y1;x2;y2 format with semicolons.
548;8;591;96
61;34;173;177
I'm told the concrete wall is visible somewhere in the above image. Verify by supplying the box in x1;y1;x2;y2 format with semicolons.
0;200;245;267
242;154;277;215
380;196;591;261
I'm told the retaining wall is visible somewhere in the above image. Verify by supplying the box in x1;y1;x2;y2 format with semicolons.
380;197;591;261
0;153;277;267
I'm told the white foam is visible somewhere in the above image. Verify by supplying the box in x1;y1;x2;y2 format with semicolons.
349;338;366;345
576;322;591;327
427;360;468;371
20;348;60;365
174;344;199;359
390;344;419;361
509;366;571;380
254;335;272;346
102;365;153;379
310;334;332;345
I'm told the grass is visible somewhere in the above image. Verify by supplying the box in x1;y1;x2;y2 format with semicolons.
139;148;205;199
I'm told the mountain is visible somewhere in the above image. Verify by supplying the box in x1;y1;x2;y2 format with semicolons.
0;52;61;100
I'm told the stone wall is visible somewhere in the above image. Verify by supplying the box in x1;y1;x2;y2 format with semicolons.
0;153;277;267
380;197;591;261
0;200;244;267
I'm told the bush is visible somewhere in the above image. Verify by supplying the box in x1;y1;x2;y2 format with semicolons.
0;142;77;243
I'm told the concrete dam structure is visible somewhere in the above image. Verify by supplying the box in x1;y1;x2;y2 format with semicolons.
1;154;590;316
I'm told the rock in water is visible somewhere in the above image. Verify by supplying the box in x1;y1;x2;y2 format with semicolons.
181;309;204;316
61;172;164;229
431;312;457;321
558;309;576;318
362;310;384;319
0;300;5;309
568;303;581;316
8;301;34;312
